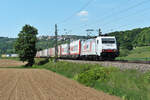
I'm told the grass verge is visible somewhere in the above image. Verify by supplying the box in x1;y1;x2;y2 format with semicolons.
117;46;150;61
33;58;150;100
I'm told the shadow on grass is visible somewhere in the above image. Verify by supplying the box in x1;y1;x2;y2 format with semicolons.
35;58;50;65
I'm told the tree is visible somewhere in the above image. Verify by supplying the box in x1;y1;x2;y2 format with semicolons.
15;25;38;66
121;39;133;50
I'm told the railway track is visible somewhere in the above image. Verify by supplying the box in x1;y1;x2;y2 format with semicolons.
59;59;150;72
59;59;150;64
114;60;150;64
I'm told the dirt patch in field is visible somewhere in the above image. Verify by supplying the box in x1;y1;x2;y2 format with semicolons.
0;69;120;100
0;59;26;67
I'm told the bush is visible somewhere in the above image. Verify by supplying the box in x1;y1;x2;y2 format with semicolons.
119;49;130;57
76;67;118;87
144;72;150;83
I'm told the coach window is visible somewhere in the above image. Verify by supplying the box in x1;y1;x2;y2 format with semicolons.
87;45;89;48
97;40;99;44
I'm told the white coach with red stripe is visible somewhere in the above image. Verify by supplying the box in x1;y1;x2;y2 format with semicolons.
69;40;81;56
81;39;96;56
61;44;69;56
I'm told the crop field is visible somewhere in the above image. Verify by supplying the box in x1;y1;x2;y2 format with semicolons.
0;59;120;100
0;59;26;67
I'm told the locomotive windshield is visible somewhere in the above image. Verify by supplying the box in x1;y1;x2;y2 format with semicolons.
102;38;115;44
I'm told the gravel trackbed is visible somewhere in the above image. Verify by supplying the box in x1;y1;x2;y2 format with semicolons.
60;59;150;72
0;69;120;100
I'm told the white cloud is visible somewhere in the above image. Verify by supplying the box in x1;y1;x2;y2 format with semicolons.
77;11;88;16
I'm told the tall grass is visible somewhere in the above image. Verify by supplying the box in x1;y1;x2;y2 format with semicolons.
117;46;150;61
34;59;101;78
34;59;150;100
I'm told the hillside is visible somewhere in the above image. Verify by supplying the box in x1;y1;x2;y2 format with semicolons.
36;35;87;50
108;27;150;49
116;46;150;61
0;35;87;54
0;37;16;54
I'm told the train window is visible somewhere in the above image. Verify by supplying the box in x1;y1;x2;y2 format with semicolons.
87;45;89;48
102;38;115;44
97;40;99;44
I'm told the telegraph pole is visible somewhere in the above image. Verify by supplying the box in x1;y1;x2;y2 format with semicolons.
98;28;102;36
54;24;58;62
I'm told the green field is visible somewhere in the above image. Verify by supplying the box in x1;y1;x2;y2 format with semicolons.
33;58;150;100
117;46;150;61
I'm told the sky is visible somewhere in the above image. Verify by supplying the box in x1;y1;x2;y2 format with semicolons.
0;0;150;38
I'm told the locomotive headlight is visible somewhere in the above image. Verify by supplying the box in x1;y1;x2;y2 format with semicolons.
102;49;105;52
114;49;117;52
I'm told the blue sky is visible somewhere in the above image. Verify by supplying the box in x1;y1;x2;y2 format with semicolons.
0;0;150;37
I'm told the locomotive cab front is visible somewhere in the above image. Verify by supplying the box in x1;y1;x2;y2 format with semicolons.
96;36;118;60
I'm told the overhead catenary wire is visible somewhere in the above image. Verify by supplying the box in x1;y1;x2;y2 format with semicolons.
102;6;150;29
57;0;95;24
64;0;133;35
105;10;150;33
69;0;149;35
88;0;150;28
58;0;133;36
91;0;132;22
57;0;150;37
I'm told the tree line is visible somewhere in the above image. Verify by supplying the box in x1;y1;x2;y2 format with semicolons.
108;27;150;50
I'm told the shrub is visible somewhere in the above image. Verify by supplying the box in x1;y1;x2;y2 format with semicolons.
144;72;150;83
119;49;130;57
76;67;118;87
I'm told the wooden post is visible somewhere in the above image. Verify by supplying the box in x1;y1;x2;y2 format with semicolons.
54;24;58;62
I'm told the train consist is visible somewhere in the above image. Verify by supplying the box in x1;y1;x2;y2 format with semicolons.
36;36;119;60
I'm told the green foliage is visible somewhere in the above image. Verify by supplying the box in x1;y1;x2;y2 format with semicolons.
121;41;133;50
117;46;150;61
0;37;16;55
144;71;150;83
34;59;150;100
119;49;130;57
76;67;118;87
34;59;101;78
136;29;150;46
106;70;149;100
14;25;38;66
108;27;150;50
